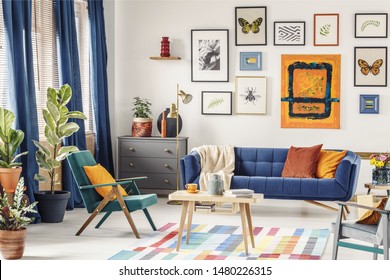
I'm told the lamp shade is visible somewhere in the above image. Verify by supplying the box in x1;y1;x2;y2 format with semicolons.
178;90;193;104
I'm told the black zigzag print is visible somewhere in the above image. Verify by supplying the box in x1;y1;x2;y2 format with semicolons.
277;26;302;42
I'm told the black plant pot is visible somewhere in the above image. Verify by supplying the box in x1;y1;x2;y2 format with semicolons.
34;191;71;223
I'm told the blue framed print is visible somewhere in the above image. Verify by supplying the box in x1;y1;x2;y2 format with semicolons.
360;94;379;114
240;52;262;70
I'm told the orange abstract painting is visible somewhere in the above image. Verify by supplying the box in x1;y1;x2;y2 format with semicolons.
281;54;341;128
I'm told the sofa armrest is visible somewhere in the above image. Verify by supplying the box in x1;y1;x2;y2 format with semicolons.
180;151;201;188
334;151;361;201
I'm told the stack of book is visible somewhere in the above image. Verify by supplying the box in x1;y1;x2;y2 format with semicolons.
223;189;254;198
195;201;216;212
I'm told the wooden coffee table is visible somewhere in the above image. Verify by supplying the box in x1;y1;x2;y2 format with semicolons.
168;190;263;255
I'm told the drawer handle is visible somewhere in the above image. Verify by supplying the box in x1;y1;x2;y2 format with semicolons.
129;163;134;167
164;179;169;184
164;148;171;153
164;164;170;168
128;147;135;152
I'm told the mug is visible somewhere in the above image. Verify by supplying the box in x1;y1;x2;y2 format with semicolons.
185;183;198;192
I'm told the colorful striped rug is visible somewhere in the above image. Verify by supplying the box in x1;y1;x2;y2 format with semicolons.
109;223;329;260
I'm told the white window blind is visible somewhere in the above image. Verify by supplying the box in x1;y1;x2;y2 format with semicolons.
0;2;9;108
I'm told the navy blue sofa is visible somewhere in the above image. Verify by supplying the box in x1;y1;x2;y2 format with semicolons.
180;147;361;202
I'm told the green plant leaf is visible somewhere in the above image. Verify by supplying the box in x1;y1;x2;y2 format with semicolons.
47;87;58;105
34;174;47;182
59;84;72;106
66;111;87;120
207;98;224;109
47;100;60;122
59;122;80;138
43;109;56;131
32;140;51;157
56;146;79;161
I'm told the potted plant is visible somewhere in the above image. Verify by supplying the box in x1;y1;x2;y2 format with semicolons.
131;97;153;137
0;107;28;194
0;177;38;259
33;84;87;223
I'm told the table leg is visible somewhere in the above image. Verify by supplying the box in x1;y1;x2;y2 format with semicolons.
186;201;195;245
176;201;189;251
239;203;249;255
245;203;255;248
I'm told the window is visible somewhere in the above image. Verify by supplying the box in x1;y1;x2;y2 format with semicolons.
0;2;9;108
32;0;93;135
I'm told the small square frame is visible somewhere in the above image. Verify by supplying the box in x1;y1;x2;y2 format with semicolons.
201;91;232;115
235;6;267;46
235;76;267;115
354;46;387;87
240;52;262;70
314;14;339;46
355;13;388;38
274;21;305;46
360;94;379;114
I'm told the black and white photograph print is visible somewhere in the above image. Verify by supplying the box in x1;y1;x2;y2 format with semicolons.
191;29;229;82
235;76;267;114
235;6;267;46
274;21;305;46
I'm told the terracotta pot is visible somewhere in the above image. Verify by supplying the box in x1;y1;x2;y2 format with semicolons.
0;228;26;260
131;118;153;137
0;167;22;193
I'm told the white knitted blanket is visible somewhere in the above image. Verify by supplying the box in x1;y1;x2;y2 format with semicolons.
193;145;235;191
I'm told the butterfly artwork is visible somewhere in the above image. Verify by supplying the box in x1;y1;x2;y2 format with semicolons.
358;59;383;76
238;17;263;34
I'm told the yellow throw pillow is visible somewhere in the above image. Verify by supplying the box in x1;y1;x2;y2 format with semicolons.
83;164;127;200
316;150;347;178
357;197;388;225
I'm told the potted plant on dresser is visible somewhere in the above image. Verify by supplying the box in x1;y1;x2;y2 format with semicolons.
0;107;28;194
0;177;38;259
33;84;87;223
131;97;153;137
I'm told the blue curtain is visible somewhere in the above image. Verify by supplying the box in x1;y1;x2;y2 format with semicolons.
2;0;40;221
88;0;114;174
54;0;86;210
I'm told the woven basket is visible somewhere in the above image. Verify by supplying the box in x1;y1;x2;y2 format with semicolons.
132;118;153;137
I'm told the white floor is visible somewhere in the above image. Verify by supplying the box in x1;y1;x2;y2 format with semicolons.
11;197;382;260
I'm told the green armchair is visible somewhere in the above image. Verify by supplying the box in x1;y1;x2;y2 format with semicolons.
67;150;158;238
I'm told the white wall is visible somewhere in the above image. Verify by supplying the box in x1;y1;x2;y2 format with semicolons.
110;0;390;193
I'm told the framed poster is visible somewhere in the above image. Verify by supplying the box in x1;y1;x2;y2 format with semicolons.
274;21;305;46
314;14;339;46
354;47;387;87
201;91;232;115
281;54;341;129
191;29;229;82
355;13;388;38
360;94;379;114
240;52;262;70
235;76;267;114
235;6;267;46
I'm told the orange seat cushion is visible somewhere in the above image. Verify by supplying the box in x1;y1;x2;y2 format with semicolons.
357;197;388;225
83;164;127;200
316;150;347;178
281;144;323;178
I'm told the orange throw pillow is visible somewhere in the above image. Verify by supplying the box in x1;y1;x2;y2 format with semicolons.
357;197;388;225
316;150;347;178
281;144;323;178
83;164;127;200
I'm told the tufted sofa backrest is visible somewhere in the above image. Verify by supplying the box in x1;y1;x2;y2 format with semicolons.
234;147;288;177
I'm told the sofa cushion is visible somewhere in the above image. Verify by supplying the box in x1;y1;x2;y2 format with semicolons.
357;197;388;225
316;150;347;178
281;144;323;178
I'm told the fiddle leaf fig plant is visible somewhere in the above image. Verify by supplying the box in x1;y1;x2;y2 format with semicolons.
0;107;28;168
33;84;87;194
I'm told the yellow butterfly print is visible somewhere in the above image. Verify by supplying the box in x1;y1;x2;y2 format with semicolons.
238;17;263;34
358;59;383;76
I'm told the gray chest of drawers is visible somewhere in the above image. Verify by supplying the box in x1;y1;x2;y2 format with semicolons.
117;136;188;195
